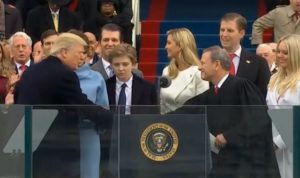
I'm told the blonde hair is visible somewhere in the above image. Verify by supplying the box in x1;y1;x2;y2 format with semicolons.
50;33;87;56
268;34;300;96
0;42;14;77
166;28;199;79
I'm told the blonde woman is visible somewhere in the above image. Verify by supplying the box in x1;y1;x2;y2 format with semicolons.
160;28;209;114
0;42;17;104
267;34;300;178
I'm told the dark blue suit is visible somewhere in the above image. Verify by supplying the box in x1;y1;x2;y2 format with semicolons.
14;56;112;178
106;74;158;114
237;48;270;97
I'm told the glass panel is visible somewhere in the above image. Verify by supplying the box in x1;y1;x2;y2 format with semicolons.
268;106;293;178
30;105;113;178
6;104;296;178
0;105;26;178
203;105;287;178
294;106;300;178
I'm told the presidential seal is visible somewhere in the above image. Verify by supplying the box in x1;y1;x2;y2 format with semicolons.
140;123;178;161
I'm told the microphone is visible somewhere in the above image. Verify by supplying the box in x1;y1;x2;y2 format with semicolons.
160;76;172;88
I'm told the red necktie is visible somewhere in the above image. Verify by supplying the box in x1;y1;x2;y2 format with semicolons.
229;53;236;76
20;64;27;73
214;86;219;95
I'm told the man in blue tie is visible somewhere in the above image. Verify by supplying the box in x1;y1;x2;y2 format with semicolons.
106;43;158;114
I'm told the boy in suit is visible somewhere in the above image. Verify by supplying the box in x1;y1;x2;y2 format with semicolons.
106;43;157;114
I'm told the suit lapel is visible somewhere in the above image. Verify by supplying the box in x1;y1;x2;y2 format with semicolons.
91;59;109;80
131;75;142;105
45;6;55;30
170;68;197;101
236;48;252;76
108;77;117;105
58;8;66;32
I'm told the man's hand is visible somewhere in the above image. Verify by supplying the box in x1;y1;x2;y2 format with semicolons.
5;90;14;105
215;133;227;148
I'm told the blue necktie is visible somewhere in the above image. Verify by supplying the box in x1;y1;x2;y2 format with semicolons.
108;65;114;78
118;83;127;114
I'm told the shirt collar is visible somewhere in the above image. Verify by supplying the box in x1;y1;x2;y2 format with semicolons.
216;73;229;88
116;76;133;89
50;8;60;16
232;45;242;58
287;5;297;18
102;58;110;69
15;60;31;69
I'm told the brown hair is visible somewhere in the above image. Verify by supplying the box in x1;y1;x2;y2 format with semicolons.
108;43;137;64
221;12;247;31
40;29;59;45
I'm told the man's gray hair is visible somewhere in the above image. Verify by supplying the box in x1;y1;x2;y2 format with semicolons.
9;31;32;47
203;45;231;71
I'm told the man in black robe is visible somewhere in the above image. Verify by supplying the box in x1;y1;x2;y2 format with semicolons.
176;45;280;178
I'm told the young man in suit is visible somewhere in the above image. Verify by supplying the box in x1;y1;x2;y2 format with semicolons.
106;43;157;115
91;23;143;80
219;12;270;96
176;45;280;178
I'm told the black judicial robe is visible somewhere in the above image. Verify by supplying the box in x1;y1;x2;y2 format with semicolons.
177;75;280;178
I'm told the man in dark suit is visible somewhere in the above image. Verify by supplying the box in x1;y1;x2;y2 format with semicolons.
25;0;80;43
106;43;157;114
219;12;270;96
176;46;280;178
91;23;143;80
14;33;112;178
9;32;33;75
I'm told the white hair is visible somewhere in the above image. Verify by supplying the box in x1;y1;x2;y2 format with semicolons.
9;31;32;47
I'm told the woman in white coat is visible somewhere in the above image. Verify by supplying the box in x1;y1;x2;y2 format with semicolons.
160;28;209;114
267;34;300;178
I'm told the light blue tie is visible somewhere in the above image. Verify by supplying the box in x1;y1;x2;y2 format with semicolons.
108;65;114;78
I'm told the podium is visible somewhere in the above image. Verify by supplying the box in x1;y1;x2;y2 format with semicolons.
108;112;211;178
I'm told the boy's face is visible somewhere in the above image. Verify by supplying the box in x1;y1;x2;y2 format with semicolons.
111;56;134;82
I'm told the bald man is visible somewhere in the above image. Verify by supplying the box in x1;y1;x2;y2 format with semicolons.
256;43;277;74
84;32;100;66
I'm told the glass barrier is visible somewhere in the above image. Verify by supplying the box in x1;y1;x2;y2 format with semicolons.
0;104;298;178
0;105;27;178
